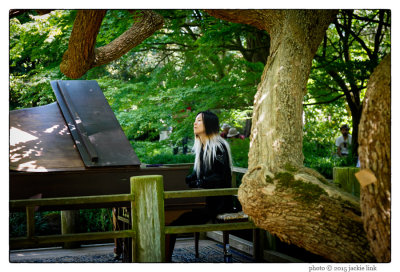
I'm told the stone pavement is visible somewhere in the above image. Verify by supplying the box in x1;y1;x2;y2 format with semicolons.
9;243;118;263
9;238;255;263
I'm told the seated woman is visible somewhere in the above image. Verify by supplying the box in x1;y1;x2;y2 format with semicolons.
165;110;234;262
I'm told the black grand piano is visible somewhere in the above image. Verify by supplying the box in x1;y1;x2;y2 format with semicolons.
9;80;203;256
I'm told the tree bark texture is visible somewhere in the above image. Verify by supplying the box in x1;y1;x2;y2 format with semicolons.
357;54;391;262
208;9;376;262
240;166;374;262
60;10;164;79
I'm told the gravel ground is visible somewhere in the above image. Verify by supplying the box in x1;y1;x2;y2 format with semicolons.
10;239;254;263
10;243;122;263
11;253;121;263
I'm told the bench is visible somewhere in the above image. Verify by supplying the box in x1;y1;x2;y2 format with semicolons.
194;211;254;260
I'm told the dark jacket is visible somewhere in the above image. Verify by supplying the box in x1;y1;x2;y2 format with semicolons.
185;142;233;218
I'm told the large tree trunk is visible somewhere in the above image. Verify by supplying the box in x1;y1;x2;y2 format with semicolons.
357;54;391;262
60;10;164;79
207;9;376;262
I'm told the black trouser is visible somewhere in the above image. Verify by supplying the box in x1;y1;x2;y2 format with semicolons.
165;208;213;261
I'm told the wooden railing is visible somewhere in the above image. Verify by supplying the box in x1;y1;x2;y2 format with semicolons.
10;189;137;260
10;170;254;262
164;188;255;235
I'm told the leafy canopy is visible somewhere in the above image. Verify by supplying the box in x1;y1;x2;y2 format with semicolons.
9;9;390;176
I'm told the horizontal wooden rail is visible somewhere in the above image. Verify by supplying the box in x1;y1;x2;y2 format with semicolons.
165;221;255;234
162;163;194;167
10;230;135;249
232;166;248;174
160;164;247;174
10;194;133;209
10;192;136;259
164;188;238;199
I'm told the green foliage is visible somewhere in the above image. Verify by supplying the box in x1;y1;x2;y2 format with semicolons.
146;153;195;165
301;10;391;178
96;10;135;47
302;94;358;179
9;10;75;110
131;141;176;163
228;138;250;168
308;10;391;103
303;101;352;153
303;156;353;180
130;140;195;164
94;10;264;142
305;9;391;155
131;138;249;167
9;212;27;237
9;211;61;237
9;9;264;143
77;209;113;233
9;209;113;237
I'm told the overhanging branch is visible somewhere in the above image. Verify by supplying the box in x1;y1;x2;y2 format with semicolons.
303;94;346;106
94;10;164;67
9;9;54;18
60;10;164;79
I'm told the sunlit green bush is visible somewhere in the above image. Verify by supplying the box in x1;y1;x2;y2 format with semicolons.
228;137;250;168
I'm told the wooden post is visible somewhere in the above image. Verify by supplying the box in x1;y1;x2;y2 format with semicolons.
264;230;277;251
253;228;264;261
333;167;360;197
61;210;80;249
231;172;237;188
348;167;360;197
130;175;165;262
333;167;349;190
26;206;35;238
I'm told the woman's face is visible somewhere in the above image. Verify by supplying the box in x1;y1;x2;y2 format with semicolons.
193;114;206;137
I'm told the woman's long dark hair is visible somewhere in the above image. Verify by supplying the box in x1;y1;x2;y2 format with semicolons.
193;111;232;176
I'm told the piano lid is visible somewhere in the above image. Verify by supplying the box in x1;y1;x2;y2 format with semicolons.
10;80;141;172
10;102;86;172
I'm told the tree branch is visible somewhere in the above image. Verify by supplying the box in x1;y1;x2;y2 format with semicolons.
204;9;283;33
372;10;386;63
9;9;54;18
60;10;107;79
60;10;164;79
351;11;390;27
303;94;346;106
182;25;198;41
335;20;373;60
94;10;164;67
